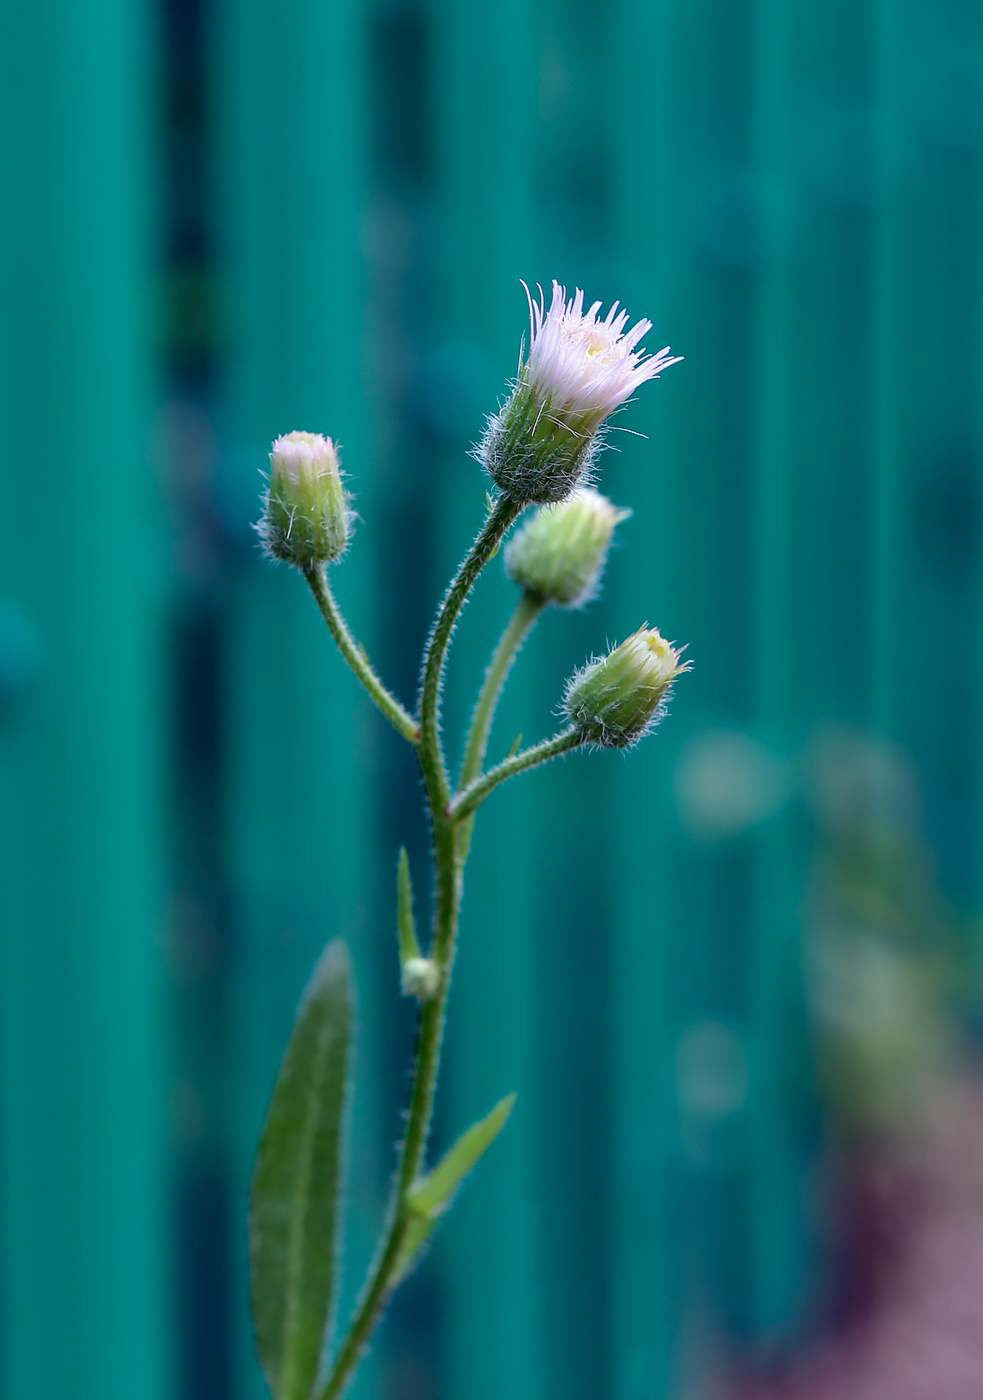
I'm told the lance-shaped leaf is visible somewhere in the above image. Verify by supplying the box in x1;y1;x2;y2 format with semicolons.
393;1094;515;1285
250;939;353;1400
409;1093;516;1220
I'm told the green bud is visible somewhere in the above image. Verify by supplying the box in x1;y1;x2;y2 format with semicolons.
259;431;350;567
564;626;688;748
401;957;441;1000
504;487;630;608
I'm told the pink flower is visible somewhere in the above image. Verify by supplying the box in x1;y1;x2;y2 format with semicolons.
524;281;682;429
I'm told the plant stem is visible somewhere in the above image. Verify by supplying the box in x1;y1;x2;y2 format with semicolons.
450;728;585;821
303;565;420;744
318;497;523;1400
459;590;546;791
417;494;524;811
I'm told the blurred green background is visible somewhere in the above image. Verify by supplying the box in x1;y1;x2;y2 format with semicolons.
3;0;983;1397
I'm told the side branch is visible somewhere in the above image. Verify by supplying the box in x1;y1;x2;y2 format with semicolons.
459;590;546;791
302;565;420;743
417;494;524;807
449;727;585;821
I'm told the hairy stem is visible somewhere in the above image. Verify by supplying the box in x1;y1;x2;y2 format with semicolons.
303;565;420;743
459;590;546;791
317;816;461;1400
319;499;523;1399
417;494;524;811
450;728;585;821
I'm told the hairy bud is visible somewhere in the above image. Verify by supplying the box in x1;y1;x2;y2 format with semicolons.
478;282;681;504
505;487;629;608
260;431;350;567
401;957;441;1000
564;626;688;748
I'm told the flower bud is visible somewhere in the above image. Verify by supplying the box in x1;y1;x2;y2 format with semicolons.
564;626;688;748
259;431;350;567
479;282;682;504
401;957;441;1000
504;487;629;608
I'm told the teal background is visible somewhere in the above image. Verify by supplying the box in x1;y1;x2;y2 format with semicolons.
2;0;983;1397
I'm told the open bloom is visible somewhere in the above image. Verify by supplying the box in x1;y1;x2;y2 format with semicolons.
525;282;682;428
564;625;689;748
259;430;351;567
480;281;682;504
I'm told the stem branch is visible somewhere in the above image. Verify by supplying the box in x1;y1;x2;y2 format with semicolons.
303;565;420;743
417;495;523;811
450;728;585;821
459;590;546;791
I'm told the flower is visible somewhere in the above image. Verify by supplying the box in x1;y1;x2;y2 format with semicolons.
504;487;630;608
524;281;682;429
564;625;689;748
259;431;351;567
480;281;682;503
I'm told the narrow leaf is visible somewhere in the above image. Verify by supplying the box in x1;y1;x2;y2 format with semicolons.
408;1093;516;1219
391;1214;437;1287
397;847;421;965
250;939;353;1400
506;732;524;758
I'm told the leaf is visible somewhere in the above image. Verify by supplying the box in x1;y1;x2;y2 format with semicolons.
396;847;421;966
506;732;524;758
391;1095;516;1286
250;939;353;1400
390;1214;438;1287
408;1093;516;1219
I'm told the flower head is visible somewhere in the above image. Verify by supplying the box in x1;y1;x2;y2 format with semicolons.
480;281;682;504
259;430;351;567
524;281;682;428
564;625;689;748
505;486;630;608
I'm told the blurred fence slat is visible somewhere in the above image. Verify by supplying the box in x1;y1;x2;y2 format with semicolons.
0;2;169;1398
425;3;545;1398
209;0;389;1396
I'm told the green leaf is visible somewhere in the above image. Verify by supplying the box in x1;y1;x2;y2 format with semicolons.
390;1213;438;1287
250;939;353;1400
396;847;421;965
408;1093;516;1219
391;1096;515;1286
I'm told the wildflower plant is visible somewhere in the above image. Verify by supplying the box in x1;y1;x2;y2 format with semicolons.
249;283;684;1400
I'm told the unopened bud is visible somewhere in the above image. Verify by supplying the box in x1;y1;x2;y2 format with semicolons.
505;487;629;608
401;957;441;1000
260;431;350;567
564;626;688;748
479;282;681;504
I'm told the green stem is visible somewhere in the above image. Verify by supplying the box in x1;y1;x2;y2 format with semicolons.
417;495;524;811
319;500;524;1400
317;814;462;1400
459;591;546;791
303;565;420;744
449;728;585;821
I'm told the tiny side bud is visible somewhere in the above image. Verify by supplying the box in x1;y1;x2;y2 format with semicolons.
564;625;688;748
504;487;629;608
401;957;441;1000
259;431;350;567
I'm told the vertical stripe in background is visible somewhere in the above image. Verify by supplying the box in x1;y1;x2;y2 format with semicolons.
0;2;169;1399
209;0;387;1396
426;1;544;1398
608;4;681;1396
